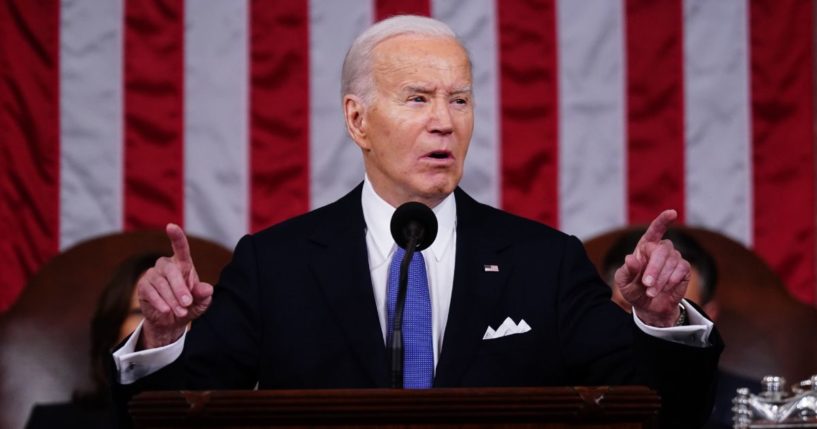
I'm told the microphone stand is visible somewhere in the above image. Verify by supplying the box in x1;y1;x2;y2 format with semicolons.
389;224;421;388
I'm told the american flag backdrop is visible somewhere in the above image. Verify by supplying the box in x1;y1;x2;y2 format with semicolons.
1;0;815;313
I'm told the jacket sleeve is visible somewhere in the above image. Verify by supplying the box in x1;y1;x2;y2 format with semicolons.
109;234;264;427
556;235;723;428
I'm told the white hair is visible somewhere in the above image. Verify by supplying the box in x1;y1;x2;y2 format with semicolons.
341;15;467;104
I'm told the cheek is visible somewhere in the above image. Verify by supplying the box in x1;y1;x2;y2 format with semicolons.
118;314;143;342
452;112;473;145
685;272;703;303
377;122;393;140
378;128;418;161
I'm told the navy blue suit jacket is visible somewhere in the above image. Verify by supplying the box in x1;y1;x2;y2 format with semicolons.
114;184;722;427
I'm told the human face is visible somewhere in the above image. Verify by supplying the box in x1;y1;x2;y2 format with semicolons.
345;34;474;208
118;287;143;342
683;268;704;304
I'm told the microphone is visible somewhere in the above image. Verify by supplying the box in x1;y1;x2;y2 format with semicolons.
388;202;438;388
390;201;438;251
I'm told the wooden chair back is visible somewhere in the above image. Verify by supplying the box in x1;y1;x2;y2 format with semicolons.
0;230;232;429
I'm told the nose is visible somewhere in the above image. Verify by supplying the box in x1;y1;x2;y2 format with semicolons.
428;99;453;135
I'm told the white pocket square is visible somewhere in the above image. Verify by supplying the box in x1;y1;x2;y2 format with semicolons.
482;317;532;340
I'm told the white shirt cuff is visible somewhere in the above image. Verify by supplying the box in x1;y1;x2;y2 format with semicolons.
632;299;714;347
112;320;186;385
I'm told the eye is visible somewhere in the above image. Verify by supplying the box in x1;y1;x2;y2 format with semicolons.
408;95;427;103
451;97;469;107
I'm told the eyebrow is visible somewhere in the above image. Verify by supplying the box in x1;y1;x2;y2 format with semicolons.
403;85;473;96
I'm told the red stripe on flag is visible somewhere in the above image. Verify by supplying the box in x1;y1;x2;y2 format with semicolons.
0;1;60;312
750;0;816;304
375;0;430;20
498;0;559;226
249;0;310;232
625;0;685;224
123;0;185;230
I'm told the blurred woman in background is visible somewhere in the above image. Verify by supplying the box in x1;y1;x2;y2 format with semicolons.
26;253;162;429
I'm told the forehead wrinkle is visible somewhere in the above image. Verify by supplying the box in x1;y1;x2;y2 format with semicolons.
369;36;473;98
400;84;473;98
371;38;470;70
450;85;472;95
401;84;435;93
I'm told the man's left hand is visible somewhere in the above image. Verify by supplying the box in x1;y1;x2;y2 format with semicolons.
613;210;689;327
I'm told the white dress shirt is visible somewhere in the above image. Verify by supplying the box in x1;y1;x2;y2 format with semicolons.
113;176;712;384
361;177;456;370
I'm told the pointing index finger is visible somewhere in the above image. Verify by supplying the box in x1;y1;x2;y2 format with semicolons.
638;209;677;246
166;223;193;266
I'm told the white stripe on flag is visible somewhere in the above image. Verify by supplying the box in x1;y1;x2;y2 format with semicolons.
184;0;250;249
433;0;500;208
684;0;752;245
557;0;627;239
309;0;371;209
59;0;124;250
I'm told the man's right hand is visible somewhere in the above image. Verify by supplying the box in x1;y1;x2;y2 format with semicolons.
136;223;214;349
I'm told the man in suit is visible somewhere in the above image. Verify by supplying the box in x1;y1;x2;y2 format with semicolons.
113;15;721;428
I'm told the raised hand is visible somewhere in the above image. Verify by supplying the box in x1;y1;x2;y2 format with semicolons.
136;224;214;349
613;210;690;327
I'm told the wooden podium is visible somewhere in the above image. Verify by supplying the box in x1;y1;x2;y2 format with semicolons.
129;386;660;428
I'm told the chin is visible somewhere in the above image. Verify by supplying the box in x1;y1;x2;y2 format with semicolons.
398;172;461;204
416;180;457;201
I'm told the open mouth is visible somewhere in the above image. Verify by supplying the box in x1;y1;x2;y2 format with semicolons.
426;150;452;160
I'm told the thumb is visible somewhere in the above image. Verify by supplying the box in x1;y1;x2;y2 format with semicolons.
635;242;649;265
190;281;213;317
191;280;212;301
615;253;644;288
188;265;200;286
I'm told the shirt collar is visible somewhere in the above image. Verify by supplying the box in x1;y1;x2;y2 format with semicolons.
361;176;457;266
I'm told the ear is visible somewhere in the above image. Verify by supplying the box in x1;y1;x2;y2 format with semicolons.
343;95;370;150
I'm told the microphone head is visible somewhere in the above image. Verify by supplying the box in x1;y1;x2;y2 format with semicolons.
390;202;438;251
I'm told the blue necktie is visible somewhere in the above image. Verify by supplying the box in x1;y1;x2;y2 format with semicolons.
386;247;433;388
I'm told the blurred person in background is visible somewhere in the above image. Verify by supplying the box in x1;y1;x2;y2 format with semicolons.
603;228;718;319
602;228;758;428
25;253;162;429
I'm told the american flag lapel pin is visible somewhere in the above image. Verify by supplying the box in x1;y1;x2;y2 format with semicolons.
484;264;499;272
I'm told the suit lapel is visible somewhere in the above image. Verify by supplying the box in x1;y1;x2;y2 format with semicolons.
308;185;389;387
434;189;512;386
